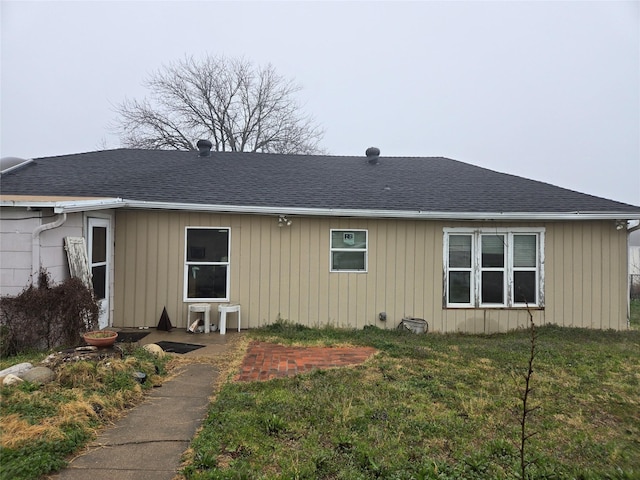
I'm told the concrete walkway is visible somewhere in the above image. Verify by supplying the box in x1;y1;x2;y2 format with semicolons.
45;329;377;479
47;362;216;480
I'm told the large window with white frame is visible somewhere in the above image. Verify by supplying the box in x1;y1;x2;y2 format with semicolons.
443;228;544;308
184;227;230;301
330;229;368;272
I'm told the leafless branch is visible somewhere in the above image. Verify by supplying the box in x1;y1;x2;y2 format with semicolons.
113;54;324;154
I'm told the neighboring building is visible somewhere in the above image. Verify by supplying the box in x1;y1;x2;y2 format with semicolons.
630;230;640;299
2;146;640;333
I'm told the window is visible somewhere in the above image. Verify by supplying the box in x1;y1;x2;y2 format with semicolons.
444;228;544;307
184;228;230;301
330;230;367;272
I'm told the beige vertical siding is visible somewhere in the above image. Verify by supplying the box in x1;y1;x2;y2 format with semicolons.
543;221;627;330
113;211;629;332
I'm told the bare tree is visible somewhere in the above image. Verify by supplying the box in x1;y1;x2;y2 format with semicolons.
114;55;324;154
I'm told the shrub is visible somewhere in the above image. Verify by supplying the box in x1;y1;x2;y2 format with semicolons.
0;270;99;357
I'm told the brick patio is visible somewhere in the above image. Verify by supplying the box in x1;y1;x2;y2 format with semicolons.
235;341;377;382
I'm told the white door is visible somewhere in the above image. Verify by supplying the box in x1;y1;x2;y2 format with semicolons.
88;218;111;329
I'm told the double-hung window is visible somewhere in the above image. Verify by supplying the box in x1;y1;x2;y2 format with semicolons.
330;230;368;272
444;228;544;307
184;227;230;301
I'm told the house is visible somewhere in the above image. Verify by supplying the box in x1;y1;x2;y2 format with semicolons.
1;145;639;333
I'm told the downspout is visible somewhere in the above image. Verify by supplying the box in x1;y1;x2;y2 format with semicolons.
32;212;68;284
627;220;640;234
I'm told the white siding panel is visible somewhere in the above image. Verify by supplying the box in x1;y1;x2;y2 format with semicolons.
0;209;86;295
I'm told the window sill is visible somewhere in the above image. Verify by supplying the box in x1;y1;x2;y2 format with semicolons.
444;306;544;310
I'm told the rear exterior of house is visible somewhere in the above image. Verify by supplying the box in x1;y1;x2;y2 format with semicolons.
1;148;638;333
113;209;629;332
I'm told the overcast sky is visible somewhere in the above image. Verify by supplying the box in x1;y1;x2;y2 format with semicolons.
2;1;639;206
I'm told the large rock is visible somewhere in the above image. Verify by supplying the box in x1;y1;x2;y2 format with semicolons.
20;366;56;385
0;362;33;378
143;343;166;357
3;374;24;386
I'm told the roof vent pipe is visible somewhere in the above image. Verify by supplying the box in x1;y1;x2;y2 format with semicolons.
196;139;213;157
365;147;380;164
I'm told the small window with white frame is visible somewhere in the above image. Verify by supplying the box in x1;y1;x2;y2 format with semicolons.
330;229;367;272
443;228;544;308
184;227;230;301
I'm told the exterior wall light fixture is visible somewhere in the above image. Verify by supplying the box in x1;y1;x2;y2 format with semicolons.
278;215;292;228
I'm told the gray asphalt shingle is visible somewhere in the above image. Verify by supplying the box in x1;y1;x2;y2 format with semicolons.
1;149;638;214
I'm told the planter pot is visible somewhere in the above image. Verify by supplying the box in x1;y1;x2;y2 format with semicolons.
83;330;118;347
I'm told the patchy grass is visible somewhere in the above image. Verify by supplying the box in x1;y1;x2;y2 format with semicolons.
184;324;640;479
0;348;172;480
631;299;640;328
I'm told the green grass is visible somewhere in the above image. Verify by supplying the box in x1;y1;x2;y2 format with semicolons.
184;324;640;479
0;348;170;480
631;298;640;328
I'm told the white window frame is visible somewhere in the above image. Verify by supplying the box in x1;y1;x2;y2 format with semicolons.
443;227;545;308
330;229;368;273
183;227;230;302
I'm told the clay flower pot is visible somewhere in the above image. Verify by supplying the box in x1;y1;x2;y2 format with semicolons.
83;330;118;347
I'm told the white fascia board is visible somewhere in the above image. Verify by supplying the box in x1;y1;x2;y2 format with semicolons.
122;200;640;221
0;198;125;213
54;199;126;213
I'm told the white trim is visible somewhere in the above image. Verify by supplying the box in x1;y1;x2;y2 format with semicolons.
0;158;34;175
443;227;545;308
183;227;231;302
115;200;640;221
88;217;111;329
125;200;640;221
330;229;368;273
4;196;637;221
0;197;125;213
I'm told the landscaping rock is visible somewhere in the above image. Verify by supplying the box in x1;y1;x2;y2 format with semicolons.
143;343;166;357
41;346;122;369
3;374;24;386
0;362;33;378
20;366;56;385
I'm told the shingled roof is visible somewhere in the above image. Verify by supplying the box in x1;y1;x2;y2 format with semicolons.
1;148;639;219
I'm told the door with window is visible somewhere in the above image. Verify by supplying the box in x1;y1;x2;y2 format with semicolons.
88;218;111;329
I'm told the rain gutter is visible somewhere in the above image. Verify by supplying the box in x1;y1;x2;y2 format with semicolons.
52;199;126;213
0;197;126;213
120;200;640;222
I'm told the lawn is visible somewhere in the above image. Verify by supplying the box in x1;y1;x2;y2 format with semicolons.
184;322;640;479
1;308;638;480
631;298;640;329
0;347;171;480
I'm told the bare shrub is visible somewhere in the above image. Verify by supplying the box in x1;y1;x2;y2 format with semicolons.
0;269;99;356
517;309;539;479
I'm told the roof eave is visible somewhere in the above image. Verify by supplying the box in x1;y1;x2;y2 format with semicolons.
0;196;126;213
121;200;640;221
